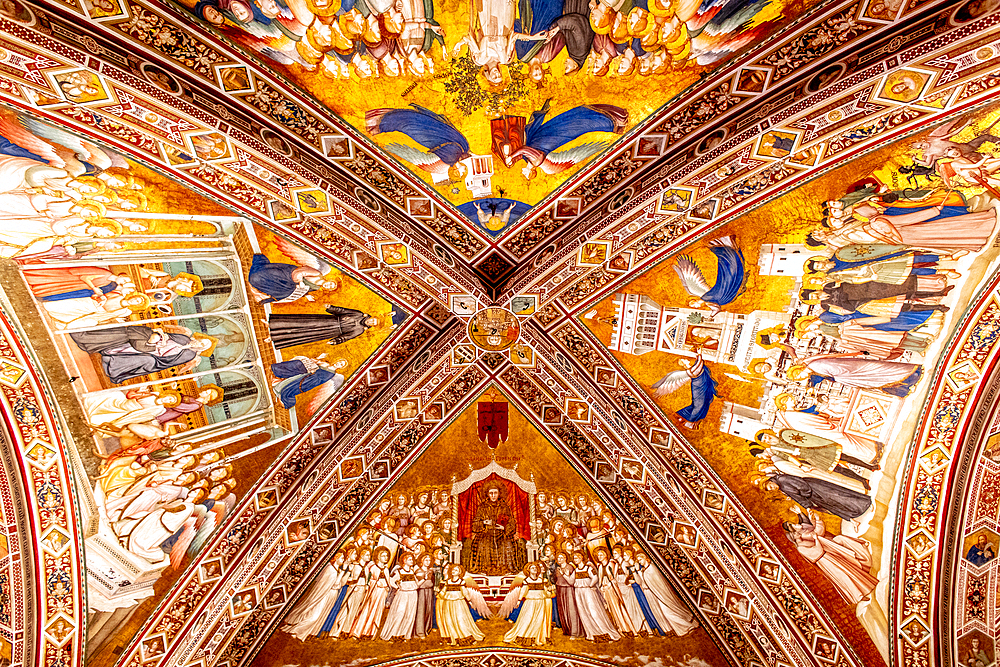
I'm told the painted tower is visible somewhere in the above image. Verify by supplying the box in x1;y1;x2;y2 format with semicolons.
608;292;792;371
758;243;810;277
718;401;767;439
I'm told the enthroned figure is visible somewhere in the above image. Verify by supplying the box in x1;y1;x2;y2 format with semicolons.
462;480;527;575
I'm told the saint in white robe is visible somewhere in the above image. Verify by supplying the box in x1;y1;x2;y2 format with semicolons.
639;563;698;636
282;563;343;640
41;293;133;329
502;578;552;646
331;563;367;636
116;501;194;562
572;565;621;641
380;568;420;640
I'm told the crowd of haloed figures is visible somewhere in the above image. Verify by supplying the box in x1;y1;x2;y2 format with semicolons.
281;489;697;646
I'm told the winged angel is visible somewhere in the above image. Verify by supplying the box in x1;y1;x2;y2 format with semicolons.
505;100;629;180
436;563;493;645
366;105;472;184
497;562;556;646
672;235;746;316
248;234;340;306
651;353;717;428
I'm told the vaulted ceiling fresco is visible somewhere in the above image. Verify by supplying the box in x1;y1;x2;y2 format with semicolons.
0;107;406;665
3;2;1000;667
165;0;821;221
256;389;726;665
580;104;1000;662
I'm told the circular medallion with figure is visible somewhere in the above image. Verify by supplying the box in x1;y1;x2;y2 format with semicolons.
468;307;520;352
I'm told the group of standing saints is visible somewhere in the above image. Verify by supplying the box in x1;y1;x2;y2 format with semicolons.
281;488;696;646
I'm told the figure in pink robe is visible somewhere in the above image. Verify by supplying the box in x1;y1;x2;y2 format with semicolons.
784;510;878;606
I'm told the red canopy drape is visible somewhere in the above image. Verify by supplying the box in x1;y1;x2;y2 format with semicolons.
457;473;530;541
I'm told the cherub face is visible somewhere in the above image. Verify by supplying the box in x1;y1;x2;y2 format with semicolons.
485;65;503;84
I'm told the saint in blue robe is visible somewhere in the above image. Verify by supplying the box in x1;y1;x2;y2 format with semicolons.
367;105;470;166
522;104;626;158
270;359;344;409
318;584;350;635
0;134;49;162
818;307;938;332
630;582;664;636
248;254;322;304
967;543;996;567
702;245;745;306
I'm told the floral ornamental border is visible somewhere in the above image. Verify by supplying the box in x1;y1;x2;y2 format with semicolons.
505;12;1000;306
0;9;482;305
35;0;933;262
892;274;1000;667
0;293;436;667
364;647;677;666
209;327;875;667
0;306;85;667
0;435;31;667
943;370;1000;665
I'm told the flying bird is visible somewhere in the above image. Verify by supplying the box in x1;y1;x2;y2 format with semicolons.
672;235;745;316
651;354;717;428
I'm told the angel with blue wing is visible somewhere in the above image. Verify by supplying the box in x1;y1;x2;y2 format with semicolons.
435;563;492;645
672;235;745;316
248;236;340;305
504;100;628;180
366;105;472;184
651;353;717;428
